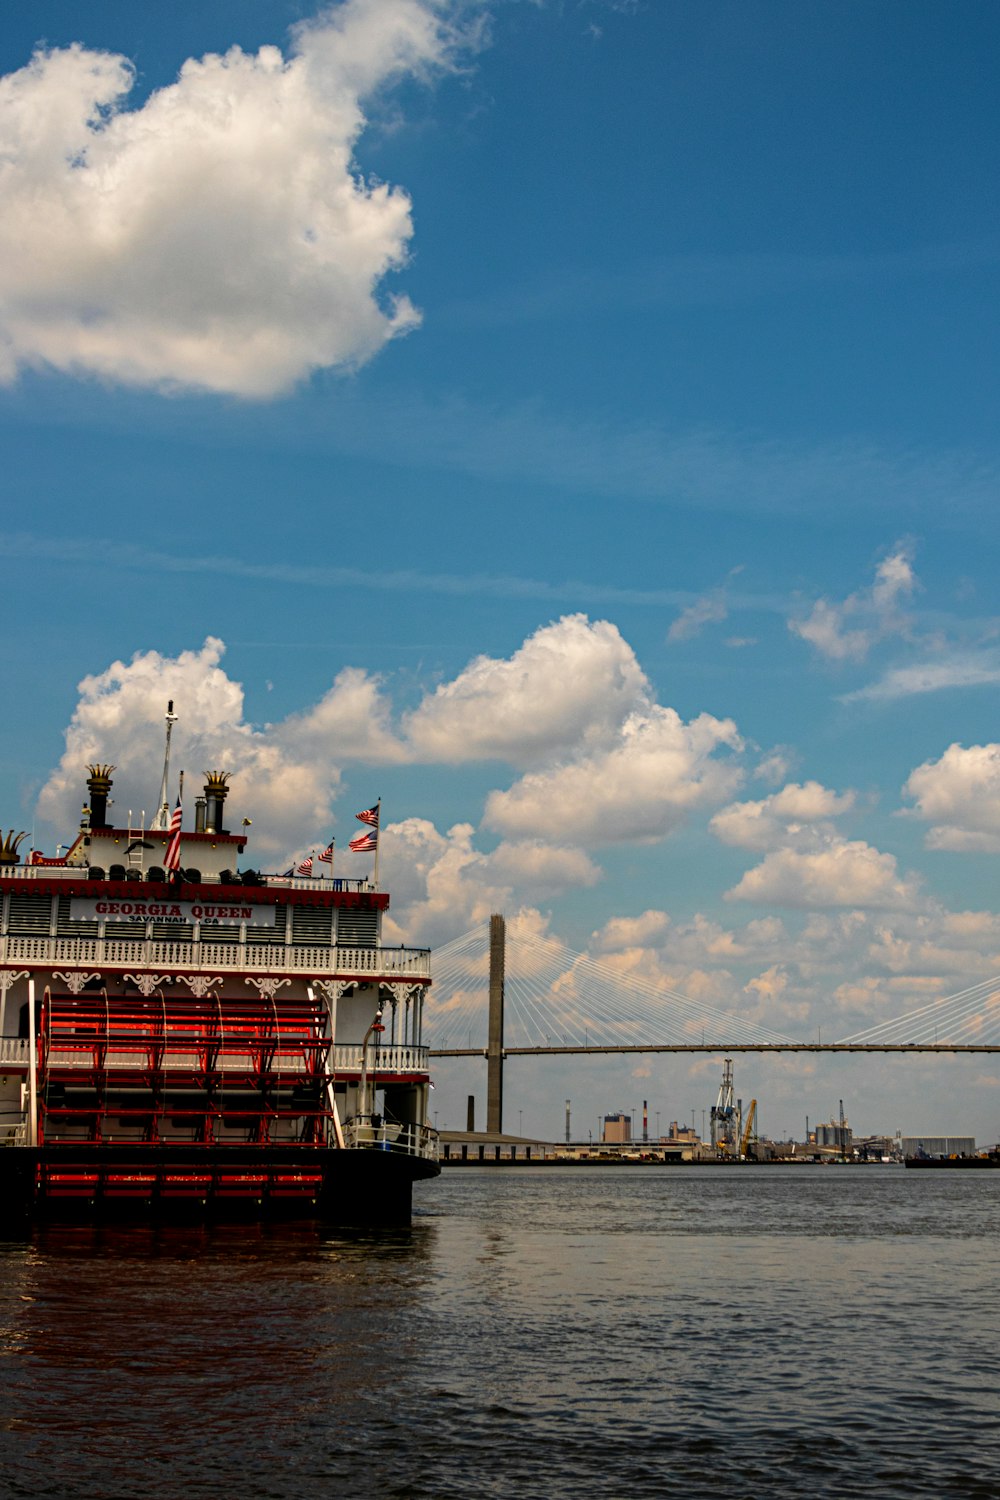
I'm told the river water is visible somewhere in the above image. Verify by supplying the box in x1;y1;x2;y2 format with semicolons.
0;1165;997;1499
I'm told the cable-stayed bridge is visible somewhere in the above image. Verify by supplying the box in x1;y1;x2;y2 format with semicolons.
426;920;1000;1057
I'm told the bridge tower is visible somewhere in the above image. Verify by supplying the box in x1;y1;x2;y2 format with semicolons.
487;913;505;1133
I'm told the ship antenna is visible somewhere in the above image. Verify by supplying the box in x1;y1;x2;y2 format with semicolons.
153;700;178;830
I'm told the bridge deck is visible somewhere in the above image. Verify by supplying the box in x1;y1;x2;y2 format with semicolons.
430;1043;1000;1056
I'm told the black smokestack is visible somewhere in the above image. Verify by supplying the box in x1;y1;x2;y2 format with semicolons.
86;764;115;831
203;771;232;835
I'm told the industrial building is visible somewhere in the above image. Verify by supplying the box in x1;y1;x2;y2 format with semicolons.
901;1136;976;1157
602;1112;631;1144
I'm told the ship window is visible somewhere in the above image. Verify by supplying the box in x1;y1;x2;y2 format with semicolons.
335;908;377;947
105;920;147;940
57;895;98;938
150;922;194;941
291;906;333;945
8;893;52;935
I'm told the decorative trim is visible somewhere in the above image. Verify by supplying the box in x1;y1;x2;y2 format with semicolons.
123;973;171;998
244;976;291;1000
53;970;102;995
380;982;425;1006
176;975;223;999
314;980;359;1005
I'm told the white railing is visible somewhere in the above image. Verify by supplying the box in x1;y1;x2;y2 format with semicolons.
262;875;376;894
0;1037;28;1065
0;935;430;982
341;1116;439;1163
331;1044;429;1075
0;866;378;889
2;1121;27;1147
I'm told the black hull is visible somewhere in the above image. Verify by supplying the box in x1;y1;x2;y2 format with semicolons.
0;1144;439;1233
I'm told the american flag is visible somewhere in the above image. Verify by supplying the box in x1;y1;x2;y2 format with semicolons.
296;855;314;877
318;839;334;864
164;798;183;873
348;829;377;853
355;805;379;828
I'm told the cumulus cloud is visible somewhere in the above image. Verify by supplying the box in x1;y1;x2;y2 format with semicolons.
379;819;599;946
589;909;671;955
0;0;474;396
726;837;921;911
483;705;743;843
753;747;796;784
789;543;916;661
277;666;407;766
35;637;399;859
902;742;1000;851
404;614;649;766
710;780;855;852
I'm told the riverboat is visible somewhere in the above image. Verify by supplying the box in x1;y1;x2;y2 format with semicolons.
0;721;439;1227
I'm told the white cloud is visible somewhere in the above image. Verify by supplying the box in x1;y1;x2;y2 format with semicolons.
486;839;601;895
741;965;812;1026
589;909;671;955
903;742;1000;852
0;0;474;397
710;780;855;852
404;614;649;766
789;543;916;661
753;747;796;784
667;589;727;643
35;637;400;859
725;837;921;911
379;819;599;946
843;651;1000;704
276;666;407;766
483;705;743;844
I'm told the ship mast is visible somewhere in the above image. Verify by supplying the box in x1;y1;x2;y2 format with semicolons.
152;700;178;830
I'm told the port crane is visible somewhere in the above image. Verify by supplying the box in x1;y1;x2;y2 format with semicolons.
710;1058;741;1156
711;1060;761;1159
740;1099;758;1158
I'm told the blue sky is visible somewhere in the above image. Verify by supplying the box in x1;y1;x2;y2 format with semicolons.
2;0;1000;1140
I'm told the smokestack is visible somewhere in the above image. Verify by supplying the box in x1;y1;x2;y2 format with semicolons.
195;797;207;834
565;1099;571;1145
0;831;27;866
203;771;232;834
85;765;115;831
467;1095;475;1133
643;1100;648;1143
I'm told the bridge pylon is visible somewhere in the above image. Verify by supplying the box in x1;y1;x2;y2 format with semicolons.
487;913;505;1133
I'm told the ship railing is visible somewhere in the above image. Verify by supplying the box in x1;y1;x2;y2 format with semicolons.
261;875;377;893
0;864;82;882
331;1044;429;1075
1;1112;27;1147
0;936;431;981
0;1037;29;1066
341;1115;439;1163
